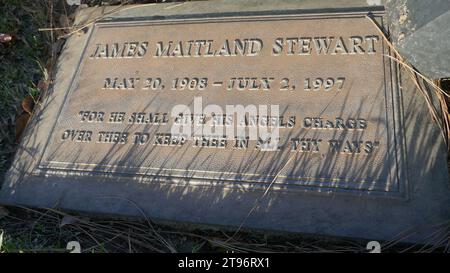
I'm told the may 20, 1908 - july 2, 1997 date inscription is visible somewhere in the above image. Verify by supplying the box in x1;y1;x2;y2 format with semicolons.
35;12;405;196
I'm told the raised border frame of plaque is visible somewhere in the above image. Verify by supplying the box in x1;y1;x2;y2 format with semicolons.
34;12;407;198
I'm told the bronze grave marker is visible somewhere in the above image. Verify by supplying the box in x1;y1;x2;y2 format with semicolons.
1;1;449;244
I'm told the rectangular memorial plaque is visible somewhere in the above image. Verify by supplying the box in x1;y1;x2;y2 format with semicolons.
36;13;405;196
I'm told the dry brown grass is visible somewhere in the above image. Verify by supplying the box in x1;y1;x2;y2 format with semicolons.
2;205;447;253
366;14;450;148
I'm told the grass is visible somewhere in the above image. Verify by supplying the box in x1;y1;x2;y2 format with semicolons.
0;0;449;253
0;0;49;176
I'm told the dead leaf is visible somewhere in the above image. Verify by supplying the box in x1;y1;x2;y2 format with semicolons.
15;112;31;143
37;80;49;92
21;95;34;115
0;33;12;43
0;206;9;219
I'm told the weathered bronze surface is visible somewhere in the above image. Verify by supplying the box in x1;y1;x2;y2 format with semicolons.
35;13;404;196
